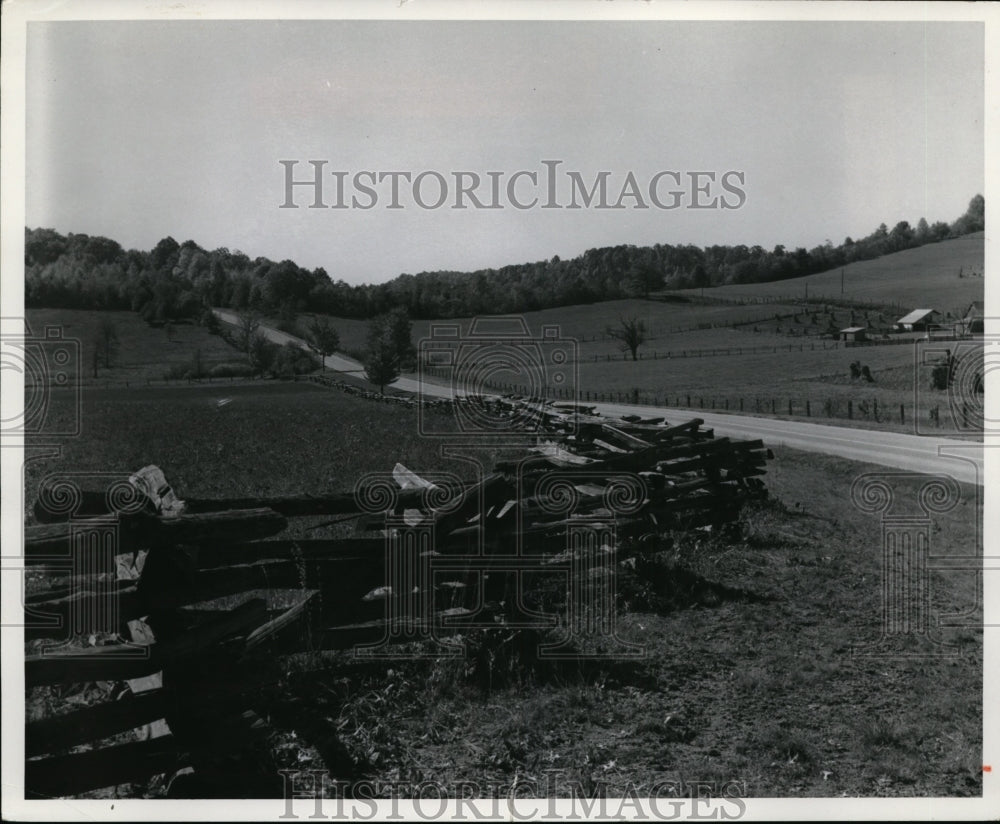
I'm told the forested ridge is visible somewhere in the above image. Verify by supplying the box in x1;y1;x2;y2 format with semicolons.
25;195;983;322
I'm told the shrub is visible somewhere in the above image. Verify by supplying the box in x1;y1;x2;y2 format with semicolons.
268;342;320;378
209;362;253;378
247;332;278;376
201;309;221;334
162;362;189;380
275;318;303;338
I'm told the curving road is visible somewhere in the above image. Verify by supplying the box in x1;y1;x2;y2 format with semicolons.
215;310;983;486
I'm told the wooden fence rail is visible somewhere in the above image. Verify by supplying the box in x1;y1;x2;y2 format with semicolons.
23;398;771;798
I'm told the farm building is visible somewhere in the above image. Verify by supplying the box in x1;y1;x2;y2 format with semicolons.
838;326;867;342
895;308;941;332
961;300;984;335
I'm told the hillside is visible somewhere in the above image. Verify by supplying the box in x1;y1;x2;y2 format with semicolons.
673;232;984;315
308;232;983;361
24;196;984;322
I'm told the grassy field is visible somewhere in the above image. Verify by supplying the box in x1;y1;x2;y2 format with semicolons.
22;382;467;521
571;339;963;426
300;233;982;360
292;299;807;359
671;232;984;313
26;297;979;436
275;234;983;434
417;331;976;435
26;308;250;384
24;381;982;798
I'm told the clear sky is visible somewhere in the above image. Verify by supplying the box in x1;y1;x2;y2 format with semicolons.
26;20;983;284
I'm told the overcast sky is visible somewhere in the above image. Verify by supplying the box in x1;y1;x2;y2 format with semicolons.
26;20;983;284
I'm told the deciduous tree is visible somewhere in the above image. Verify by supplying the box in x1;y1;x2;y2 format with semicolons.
364;314;401;393
307;316;340;368
236;308;261;353
96;318;119;368
608;316;647;362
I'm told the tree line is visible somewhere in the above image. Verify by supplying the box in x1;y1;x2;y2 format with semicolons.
25;195;983;321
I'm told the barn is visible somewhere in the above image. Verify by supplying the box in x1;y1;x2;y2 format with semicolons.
895;308;940;332
838;326;867;342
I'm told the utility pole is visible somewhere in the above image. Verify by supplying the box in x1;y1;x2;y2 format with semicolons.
841;267;845;295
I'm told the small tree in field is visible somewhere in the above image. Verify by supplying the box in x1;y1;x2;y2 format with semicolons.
608;316;647;361
307;316;340;368
364;314;400;393
386;307;416;370
247;330;275;376
96;318;120;368
236;308;261;353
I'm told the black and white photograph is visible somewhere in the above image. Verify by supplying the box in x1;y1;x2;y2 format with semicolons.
1;1;996;820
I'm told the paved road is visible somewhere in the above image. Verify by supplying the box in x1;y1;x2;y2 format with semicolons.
215;310;983;486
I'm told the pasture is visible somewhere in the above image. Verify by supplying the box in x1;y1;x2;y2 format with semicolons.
293;299;807;360
571;339;952;425
25;308;249;383
23;381;982;797
303;233;983;364
283;233;982;434
671;232;984;313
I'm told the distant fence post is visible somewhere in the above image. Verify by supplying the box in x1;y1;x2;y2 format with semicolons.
805;400;810;417
900;404;905;425
848;400;853;419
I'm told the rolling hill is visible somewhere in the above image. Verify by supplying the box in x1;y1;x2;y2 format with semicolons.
671;232;984;314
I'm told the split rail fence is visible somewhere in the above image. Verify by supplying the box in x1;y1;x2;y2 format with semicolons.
24;396;770;798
